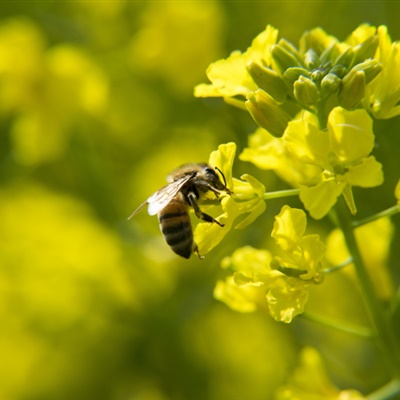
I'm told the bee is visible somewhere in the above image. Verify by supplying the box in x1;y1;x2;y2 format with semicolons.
128;163;232;259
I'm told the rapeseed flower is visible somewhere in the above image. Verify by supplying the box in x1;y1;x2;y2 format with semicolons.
215;206;325;323
194;143;266;256
283;107;383;219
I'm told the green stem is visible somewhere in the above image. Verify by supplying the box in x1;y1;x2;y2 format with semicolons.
301;312;374;338
334;198;400;379
352;204;400;228
321;256;354;274
263;188;300;200
366;379;400;400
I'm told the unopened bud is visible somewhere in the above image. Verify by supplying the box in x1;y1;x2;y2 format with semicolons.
338;69;366;109
334;47;355;69
352;35;379;67
320;41;340;65
245;89;291;137
304;48;320;70
351;59;382;84
321;73;342;94
309;68;325;82
330;64;347;78
294;76;319;106
283;67;310;85
247;61;289;103
271;44;302;74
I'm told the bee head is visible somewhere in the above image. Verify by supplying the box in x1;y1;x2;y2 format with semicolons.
200;164;232;193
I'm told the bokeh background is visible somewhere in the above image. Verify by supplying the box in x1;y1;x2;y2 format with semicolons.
1;1;399;399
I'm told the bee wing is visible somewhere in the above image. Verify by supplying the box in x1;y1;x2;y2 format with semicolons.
127;200;149;220
147;175;192;216
128;174;192;220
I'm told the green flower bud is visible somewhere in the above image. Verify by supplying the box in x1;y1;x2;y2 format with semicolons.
271;44;302;74
282;67;310;85
338;69;366;109
245;89;291;137
246;61;289;103
330;64;347;78
277;38;301;58
321;73;342;94
334;47;355;69
320;41;340;65
352;35;379;67
304;48;320;70
351;59;382;84
309;68;325;82
293;76;319;106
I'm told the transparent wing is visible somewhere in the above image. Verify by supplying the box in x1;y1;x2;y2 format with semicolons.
147;175;192;215
128;174;192;220
127;200;149;220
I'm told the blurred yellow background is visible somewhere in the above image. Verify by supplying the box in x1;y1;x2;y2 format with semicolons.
1;2;399;399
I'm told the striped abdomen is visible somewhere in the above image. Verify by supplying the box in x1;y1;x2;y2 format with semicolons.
158;195;194;259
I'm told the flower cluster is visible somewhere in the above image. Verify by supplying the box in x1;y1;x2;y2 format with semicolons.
214;206;325;323
195;24;400;398
195;24;400;136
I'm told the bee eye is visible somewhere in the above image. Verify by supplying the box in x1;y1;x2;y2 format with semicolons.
204;167;215;175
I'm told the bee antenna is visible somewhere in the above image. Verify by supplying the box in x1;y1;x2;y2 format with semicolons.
215;166;227;187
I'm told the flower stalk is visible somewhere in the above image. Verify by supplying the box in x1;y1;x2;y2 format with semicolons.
334;197;400;379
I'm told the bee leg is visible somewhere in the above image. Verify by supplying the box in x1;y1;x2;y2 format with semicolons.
193;242;204;260
187;192;224;227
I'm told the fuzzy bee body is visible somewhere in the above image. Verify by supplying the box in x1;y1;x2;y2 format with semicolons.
158;192;194;259
129;163;231;259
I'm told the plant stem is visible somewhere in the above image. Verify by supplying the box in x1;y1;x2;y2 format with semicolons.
321;256;354;274
352;204;400;228
301;312;374;338
334;198;400;379
263;188;300;200
366;379;400;400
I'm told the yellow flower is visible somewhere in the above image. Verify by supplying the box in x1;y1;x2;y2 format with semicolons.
275;347;365;400
214;207;325;323
363;25;400;119
194;143;266;256
272;206;325;282
214;247;276;314
239;127;320;188
194;25;279;99
283;107;383;219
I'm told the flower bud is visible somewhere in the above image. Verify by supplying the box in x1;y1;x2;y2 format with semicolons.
309;68;325;82
329;64;347;78
247;61;289;103
283;67;309;85
352;35;379;67
278;38;301;58
334;47;355;69
245;89;291;137
338;69;366;109
351;59;382;84
321;73;342;94
320;41;340;65
271;44;302;74
293;76;319;106
304;48;320;69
